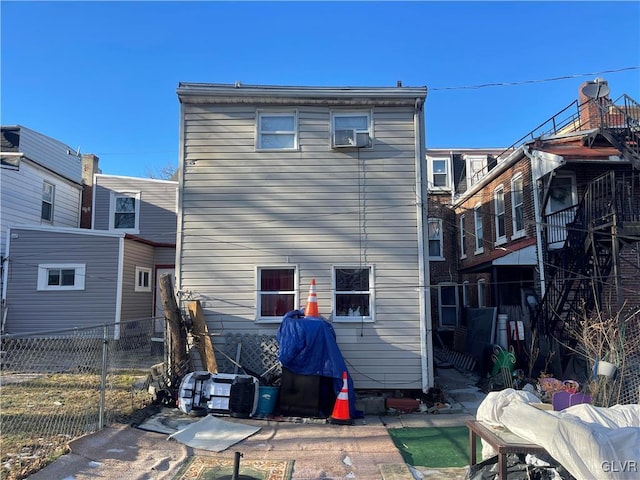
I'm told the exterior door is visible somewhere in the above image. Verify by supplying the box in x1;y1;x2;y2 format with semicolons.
546;173;577;249
154;268;175;335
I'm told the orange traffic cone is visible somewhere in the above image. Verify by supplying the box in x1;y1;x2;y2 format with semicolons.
329;371;354;425
304;279;319;317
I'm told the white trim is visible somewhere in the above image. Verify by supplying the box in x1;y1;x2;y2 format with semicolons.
95;173;178;185
41;181;54;223
474;203;484;254
109;191;141;233
255;265;298;323
437;282;459;328
330;110;373;149
427;155;452;191
331;265;375;323
477;279;486;308
8;224;124;238
427;218;444;260
459;214;467;259
37;263;86;291
256;109;299;151
494;184;506;245
465;154;487;187
462;281;471;307
511;173;525;236
135;266;152;292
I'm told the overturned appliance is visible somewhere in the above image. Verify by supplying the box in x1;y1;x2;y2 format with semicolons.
177;371;259;418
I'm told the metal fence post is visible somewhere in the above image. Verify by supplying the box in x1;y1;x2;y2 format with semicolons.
99;324;109;428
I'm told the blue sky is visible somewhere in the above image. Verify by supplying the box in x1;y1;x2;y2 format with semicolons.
2;1;639;178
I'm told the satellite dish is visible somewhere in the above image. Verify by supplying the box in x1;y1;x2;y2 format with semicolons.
581;79;610;99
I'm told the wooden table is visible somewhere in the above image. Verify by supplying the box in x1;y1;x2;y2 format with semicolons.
466;419;548;479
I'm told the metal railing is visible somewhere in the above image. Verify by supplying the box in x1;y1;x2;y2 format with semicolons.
0;318;164;480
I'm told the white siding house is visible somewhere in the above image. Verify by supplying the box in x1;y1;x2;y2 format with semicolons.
176;83;433;391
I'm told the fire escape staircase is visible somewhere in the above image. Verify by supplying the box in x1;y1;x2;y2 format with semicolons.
584;94;640;170
536;171;640;343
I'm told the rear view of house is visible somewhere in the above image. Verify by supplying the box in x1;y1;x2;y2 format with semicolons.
176;83;433;391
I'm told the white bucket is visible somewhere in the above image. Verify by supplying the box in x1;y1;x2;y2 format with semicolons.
597;360;617;378
497;314;509;349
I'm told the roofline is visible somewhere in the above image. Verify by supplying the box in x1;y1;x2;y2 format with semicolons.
95;173;178;185
8;225;124;238
177;82;427;105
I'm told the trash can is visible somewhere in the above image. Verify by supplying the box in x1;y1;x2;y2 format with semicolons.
255;386;279;415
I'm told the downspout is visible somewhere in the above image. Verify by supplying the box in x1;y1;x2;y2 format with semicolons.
414;96;433;391
1;229;11;334
523;146;546;297
114;236;124;339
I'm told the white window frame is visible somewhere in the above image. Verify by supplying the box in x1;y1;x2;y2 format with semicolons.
332;265;374;322
466;155;487;186
37;263;86;291
256;266;298;323
511;173;525;238
474;203;484;254
427;218;444;260
109;191;141;232
494;185;506;245
477;279;486;307
438;283;459;328
331;111;372;149
459;214;467;259
428;156;451;190
256;110;298;151
462;281;471;307
41;181;54;223
135;266;152;292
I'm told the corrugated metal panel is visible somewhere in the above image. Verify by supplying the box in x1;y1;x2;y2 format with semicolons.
4;228;120;334
93;175;177;244
178;100;425;389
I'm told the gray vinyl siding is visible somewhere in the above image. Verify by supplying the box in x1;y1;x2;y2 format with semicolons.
179;101;424;389
93;175;177;244
4;228;120;334
154;246;176;266
1;160;82;256
120;238;154;322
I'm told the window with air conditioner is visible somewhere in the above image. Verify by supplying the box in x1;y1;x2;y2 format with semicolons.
332;112;371;148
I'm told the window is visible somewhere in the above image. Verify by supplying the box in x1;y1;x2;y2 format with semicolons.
41;182;54;222
37;263;86;291
466;155;487;186
257;267;297;321
474;203;484;254
135;267;152;292
511;174;525;236
332;112;371;148
462;281;471;307
477;279;486;307
428;156;451;190
494;185;506;244
110;192;140;231
459;214;467;259
438;283;458;328
427;218;444;259
333;266;373;321
257;111;297;150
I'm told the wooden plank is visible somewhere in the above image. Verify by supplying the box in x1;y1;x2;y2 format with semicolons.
188;300;218;373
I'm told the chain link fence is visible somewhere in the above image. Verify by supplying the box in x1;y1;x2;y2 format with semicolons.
0;318;164;480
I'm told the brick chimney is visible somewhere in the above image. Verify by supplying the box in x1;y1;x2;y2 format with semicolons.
578;78;610;130
80;154;100;229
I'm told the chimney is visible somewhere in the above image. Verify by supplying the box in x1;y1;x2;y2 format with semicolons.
80;154;100;229
397;80;403;88
578;78;610;130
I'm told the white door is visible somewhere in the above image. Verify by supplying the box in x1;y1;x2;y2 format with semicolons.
154;268;175;335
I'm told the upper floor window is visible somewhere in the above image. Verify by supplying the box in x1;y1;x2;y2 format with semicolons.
459;214;467;259
37;263;86;291
41;181;54;223
438;283;458;328
110;192;140;231
494;185;506;244
257;111;297;150
466;155;487;186
474;203;484;254
428;218;444;260
511;174;525;236
477;279;486;307
256;266;297;322
428;156;451;190
331;111;371;148
135;266;152;292
333;266;373;321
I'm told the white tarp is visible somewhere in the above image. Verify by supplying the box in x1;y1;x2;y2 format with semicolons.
476;389;640;480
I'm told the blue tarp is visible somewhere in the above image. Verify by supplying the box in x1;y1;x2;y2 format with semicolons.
276;309;363;419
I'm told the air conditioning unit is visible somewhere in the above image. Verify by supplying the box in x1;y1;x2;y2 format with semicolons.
333;129;371;148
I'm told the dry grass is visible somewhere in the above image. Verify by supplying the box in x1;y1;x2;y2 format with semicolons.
0;370;152;480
